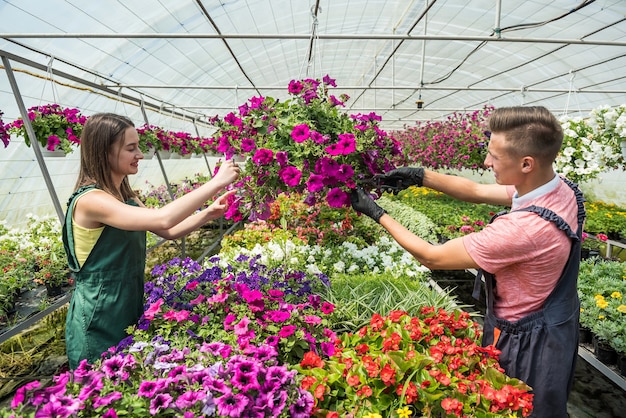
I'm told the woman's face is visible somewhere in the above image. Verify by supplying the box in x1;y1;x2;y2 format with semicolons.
108;127;143;178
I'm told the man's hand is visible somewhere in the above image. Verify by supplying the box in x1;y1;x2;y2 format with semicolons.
350;187;386;223
375;167;424;194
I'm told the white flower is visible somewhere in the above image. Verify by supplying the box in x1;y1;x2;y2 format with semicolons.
333;260;345;272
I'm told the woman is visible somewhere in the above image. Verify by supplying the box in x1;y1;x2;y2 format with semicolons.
62;113;240;369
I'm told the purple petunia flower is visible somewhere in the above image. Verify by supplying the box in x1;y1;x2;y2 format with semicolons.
306;173;325;193
291;124;310;143
278;166;302;187
289;388;315;417
326;187;350;208
215;388;249;417
278;325;297;338
150;393;173;415
252;148;273;165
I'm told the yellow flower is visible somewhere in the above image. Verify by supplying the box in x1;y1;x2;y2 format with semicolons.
611;291;622;299
363;414;382;418
596;299;609;309
617;305;626;313
598;315;605;320
594;294;604;301
396;406;413;418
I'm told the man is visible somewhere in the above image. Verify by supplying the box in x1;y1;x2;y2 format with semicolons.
351;106;585;418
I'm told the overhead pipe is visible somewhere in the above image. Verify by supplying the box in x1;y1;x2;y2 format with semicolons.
2;33;625;47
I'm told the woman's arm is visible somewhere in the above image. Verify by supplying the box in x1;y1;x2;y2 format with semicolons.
147;190;235;240
73;161;240;233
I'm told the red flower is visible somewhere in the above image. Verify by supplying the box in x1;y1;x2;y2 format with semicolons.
356;385;373;398
300;351;324;369
346;374;360;387
380;363;396;386
301;376;317;390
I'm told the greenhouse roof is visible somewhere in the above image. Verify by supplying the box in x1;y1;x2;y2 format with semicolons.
1;0;626;228
1;0;625;132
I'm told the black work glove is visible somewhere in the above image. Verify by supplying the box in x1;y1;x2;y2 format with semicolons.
350;187;387;223
375;167;425;194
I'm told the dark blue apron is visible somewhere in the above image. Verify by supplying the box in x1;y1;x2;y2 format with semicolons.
473;177;585;418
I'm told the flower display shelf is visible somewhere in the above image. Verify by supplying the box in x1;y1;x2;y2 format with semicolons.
604;238;626;259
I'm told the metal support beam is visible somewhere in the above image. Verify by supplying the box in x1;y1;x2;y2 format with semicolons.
2;55;65;225
2;33;625;47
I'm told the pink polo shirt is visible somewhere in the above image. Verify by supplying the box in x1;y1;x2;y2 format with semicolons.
462;176;580;321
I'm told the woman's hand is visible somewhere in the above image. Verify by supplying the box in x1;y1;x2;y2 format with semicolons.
212;159;241;188
205;190;237;220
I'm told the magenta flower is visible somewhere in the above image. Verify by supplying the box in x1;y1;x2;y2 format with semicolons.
326;187;350;208
252;148;273;165
150;393;173;415
306;173;325;193
278;325;297;338
288;79;303;94
234;316;251;336
291;124;310;143
144;298;163;320
92;391;122;409
275;151;289;167
215;388;249;417
240;137;256;153
279;166;302;187
46;134;61;151
321;301;335;314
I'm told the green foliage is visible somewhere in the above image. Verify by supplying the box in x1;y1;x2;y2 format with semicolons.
393;186;503;240
577;258;626;354
584;200;626;238
321;272;472;334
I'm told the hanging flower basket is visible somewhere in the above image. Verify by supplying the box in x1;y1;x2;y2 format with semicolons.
7;104;87;154
209;75;406;222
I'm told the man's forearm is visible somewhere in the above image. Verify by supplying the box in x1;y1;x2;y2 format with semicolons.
421;169;512;206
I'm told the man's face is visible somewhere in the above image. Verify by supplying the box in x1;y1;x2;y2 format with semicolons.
484;132;522;185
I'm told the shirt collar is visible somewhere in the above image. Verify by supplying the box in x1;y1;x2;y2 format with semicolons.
511;173;559;210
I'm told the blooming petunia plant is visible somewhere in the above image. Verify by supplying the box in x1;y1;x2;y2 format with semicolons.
7;103;87;154
295;308;534;417
9;339;314;417
135;256;337;367
208;75;405;222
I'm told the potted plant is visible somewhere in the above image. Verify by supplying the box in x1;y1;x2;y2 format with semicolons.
7;103;87;155
208;75;406;222
135;123;162;159
33;247;70;297
581;232;606;259
555;105;626;184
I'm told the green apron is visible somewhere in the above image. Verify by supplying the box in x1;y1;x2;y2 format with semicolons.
62;185;146;369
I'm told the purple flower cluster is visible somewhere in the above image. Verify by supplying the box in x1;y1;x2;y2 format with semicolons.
11;340;313;417
391;105;493;172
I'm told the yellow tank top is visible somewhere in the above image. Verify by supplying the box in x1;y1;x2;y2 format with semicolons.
72;189;105;267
